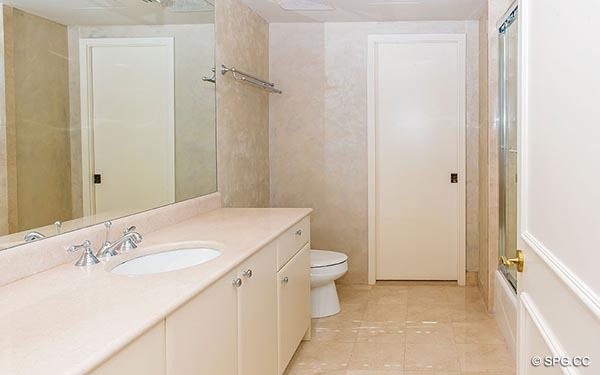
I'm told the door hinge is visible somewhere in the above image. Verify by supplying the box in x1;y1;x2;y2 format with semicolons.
450;173;458;183
94;174;102;184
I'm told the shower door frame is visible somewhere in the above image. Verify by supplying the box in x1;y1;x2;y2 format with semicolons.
498;4;519;291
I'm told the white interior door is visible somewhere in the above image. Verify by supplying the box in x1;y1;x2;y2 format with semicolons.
369;35;466;283
517;1;600;374
80;38;175;216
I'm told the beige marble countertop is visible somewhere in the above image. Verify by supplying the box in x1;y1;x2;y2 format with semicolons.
0;208;311;375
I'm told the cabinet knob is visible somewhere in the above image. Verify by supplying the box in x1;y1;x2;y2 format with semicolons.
243;269;253;278
295;229;303;236
281;276;289;284
232;278;243;288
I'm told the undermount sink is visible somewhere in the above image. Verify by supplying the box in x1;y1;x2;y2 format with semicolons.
111;247;221;276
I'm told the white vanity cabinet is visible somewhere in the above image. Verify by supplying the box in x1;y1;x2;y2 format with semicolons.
275;216;311;373
92;321;166;375
237;242;278;375
165;244;279;375
277;244;311;374
98;216;311;375
166;270;239;375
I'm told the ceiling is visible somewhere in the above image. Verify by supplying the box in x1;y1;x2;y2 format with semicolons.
241;0;486;22
1;0;214;26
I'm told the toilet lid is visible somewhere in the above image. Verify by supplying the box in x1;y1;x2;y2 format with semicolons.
311;250;348;268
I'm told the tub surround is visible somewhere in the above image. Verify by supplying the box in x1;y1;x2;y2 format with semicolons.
0;206;311;374
494;270;517;359
478;0;514;311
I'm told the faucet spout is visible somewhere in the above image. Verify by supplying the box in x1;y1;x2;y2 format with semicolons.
24;231;45;242
96;230;143;258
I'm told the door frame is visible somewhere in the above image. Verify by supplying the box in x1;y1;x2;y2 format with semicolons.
367;34;467;285
79;37;175;216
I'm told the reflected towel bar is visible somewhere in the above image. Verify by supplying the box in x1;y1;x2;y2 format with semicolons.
220;64;282;94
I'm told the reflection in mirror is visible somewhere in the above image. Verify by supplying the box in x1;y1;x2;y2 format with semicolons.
0;0;216;249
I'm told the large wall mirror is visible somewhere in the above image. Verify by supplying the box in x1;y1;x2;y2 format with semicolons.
0;0;216;249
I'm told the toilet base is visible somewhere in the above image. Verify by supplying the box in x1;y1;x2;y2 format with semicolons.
311;280;341;318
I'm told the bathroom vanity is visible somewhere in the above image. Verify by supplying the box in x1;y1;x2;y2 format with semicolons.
0;0;309;373
0;206;311;375
162;215;311;375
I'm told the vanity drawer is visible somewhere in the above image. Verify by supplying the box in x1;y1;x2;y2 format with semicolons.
277;217;310;270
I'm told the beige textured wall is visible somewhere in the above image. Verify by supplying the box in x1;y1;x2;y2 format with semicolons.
269;21;480;284
3;7;18;235
215;0;270;208
68;24;217;217
6;8;72;232
0;7;10;235
478;5;490;304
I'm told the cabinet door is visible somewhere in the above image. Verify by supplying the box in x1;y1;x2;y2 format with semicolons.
238;243;278;375
277;244;311;374
166;271;238;375
92;321;165;375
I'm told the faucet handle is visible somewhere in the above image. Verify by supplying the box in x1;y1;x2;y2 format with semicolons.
68;240;100;267
67;240;91;253
123;226;136;235
121;234;142;253
119;227;142;253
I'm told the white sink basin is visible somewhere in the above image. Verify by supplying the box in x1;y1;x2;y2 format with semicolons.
111;248;221;276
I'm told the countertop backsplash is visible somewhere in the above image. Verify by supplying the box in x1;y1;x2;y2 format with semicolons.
0;193;222;287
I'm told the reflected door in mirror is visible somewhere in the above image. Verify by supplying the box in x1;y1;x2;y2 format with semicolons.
80;38;175;216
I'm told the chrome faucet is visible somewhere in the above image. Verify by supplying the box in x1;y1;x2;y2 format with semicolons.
24;231;45;242
120;226;141;252
96;227;143;258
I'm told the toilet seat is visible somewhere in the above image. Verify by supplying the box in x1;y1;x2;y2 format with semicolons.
311;261;347;276
310;250;348;268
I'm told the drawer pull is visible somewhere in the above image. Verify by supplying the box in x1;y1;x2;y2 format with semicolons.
243;269;253;278
281;276;289;284
232;278;243;288
295;229;303;236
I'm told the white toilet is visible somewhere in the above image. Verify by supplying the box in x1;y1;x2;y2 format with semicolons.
310;250;348;318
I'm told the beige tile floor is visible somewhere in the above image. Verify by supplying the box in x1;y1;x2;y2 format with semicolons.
285;282;515;375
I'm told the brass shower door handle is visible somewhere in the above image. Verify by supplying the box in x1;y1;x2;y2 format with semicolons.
501;250;524;272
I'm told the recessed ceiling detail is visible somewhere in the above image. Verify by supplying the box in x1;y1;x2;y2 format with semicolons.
242;0;486;22
367;0;421;5
142;0;213;12
1;0;214;25
277;0;334;11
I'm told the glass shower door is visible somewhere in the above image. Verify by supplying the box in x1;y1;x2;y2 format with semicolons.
498;7;518;290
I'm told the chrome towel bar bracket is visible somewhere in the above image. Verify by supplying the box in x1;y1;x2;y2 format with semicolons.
220;64;282;94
